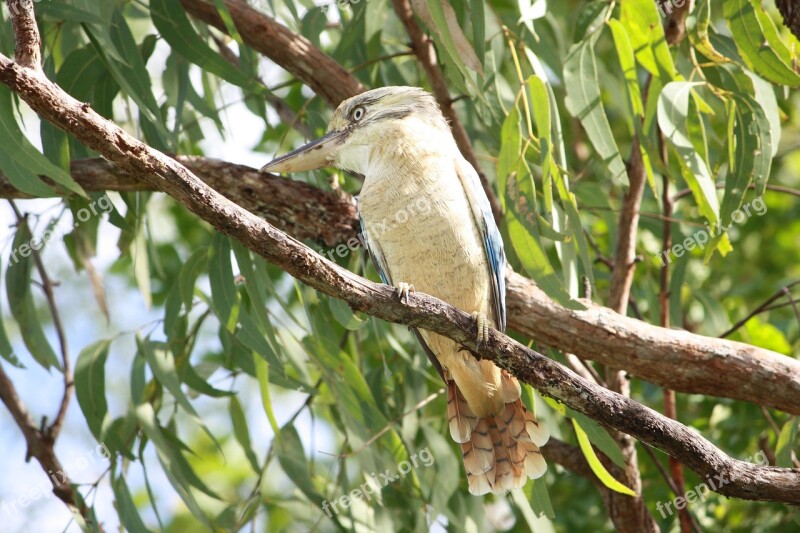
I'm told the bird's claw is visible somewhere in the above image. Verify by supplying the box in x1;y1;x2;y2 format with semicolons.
395;282;415;304
473;312;490;349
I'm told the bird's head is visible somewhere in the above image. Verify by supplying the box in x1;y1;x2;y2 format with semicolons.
259;86;450;176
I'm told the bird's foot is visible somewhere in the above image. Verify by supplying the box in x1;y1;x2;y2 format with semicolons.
472;312;491;349
394;282;415;304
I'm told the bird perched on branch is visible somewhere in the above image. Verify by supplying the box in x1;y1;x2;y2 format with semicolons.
260;86;549;495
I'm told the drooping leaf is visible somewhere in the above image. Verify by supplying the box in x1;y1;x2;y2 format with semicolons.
657;81;720;225
112;471;153;533
74;340;112;441
564;32;627;185
572;418;637;496
5;223;61;370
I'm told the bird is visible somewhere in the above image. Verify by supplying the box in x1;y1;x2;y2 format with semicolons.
260;86;549;495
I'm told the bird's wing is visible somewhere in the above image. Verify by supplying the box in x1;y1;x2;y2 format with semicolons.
357;199;445;379
357;205;392;285
454;157;507;332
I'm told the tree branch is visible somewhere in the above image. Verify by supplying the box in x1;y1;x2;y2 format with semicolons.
179;0;364;107
2;53;799;506
5;0;41;70
0;158;797;414
0;363;88;519
391;0;503;222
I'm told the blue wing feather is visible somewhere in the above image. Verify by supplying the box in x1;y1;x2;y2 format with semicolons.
455;159;507;332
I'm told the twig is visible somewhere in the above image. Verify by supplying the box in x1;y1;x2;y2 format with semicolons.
641;444;702;533
390;0;503;223
211;35;313;139
672;182;800;202
719;281;800;338
8;203;72;441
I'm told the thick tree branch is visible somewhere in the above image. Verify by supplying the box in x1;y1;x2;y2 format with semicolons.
2;53;799;506
391;0;503;222
179;0;364;107
0;158;798;414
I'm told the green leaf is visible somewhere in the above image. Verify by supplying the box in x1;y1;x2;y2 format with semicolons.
0;86;85;197
775;417;798;468
275;424;325;505
724;0;800;87
510;487;554;529
328;297;367;330
529;479;555;519
131;230;152;309
608;19;656;191
506;209;581;309
568;409;626;469
208;233;239;332
150;0;256;89
498;101;575;305
0;267;22;367
424;0;483;80
253;352;281;436
75;340;111;441
572;418;637;496
497;104;522;213
658;81;720;225
229;395;260;473
620;0;678;80
564;32;627;185
135;403;218;527
84;9;171;149
112;471;153;533
37;1;108;24
141;338;223;453
5;223;61;370
574;1;611;41
689;0;734;65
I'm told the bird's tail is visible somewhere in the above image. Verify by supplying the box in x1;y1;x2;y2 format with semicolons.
447;371;549;495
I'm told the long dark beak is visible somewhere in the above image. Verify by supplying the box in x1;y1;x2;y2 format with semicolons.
259;130;346;173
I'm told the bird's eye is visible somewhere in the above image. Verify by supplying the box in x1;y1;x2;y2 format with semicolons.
352;106;365;121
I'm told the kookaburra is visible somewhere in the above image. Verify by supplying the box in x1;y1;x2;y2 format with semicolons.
260;86;549;495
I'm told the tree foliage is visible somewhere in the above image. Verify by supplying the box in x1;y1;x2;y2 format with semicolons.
0;0;799;532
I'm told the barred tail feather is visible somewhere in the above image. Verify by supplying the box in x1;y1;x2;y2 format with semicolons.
449;373;549;495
